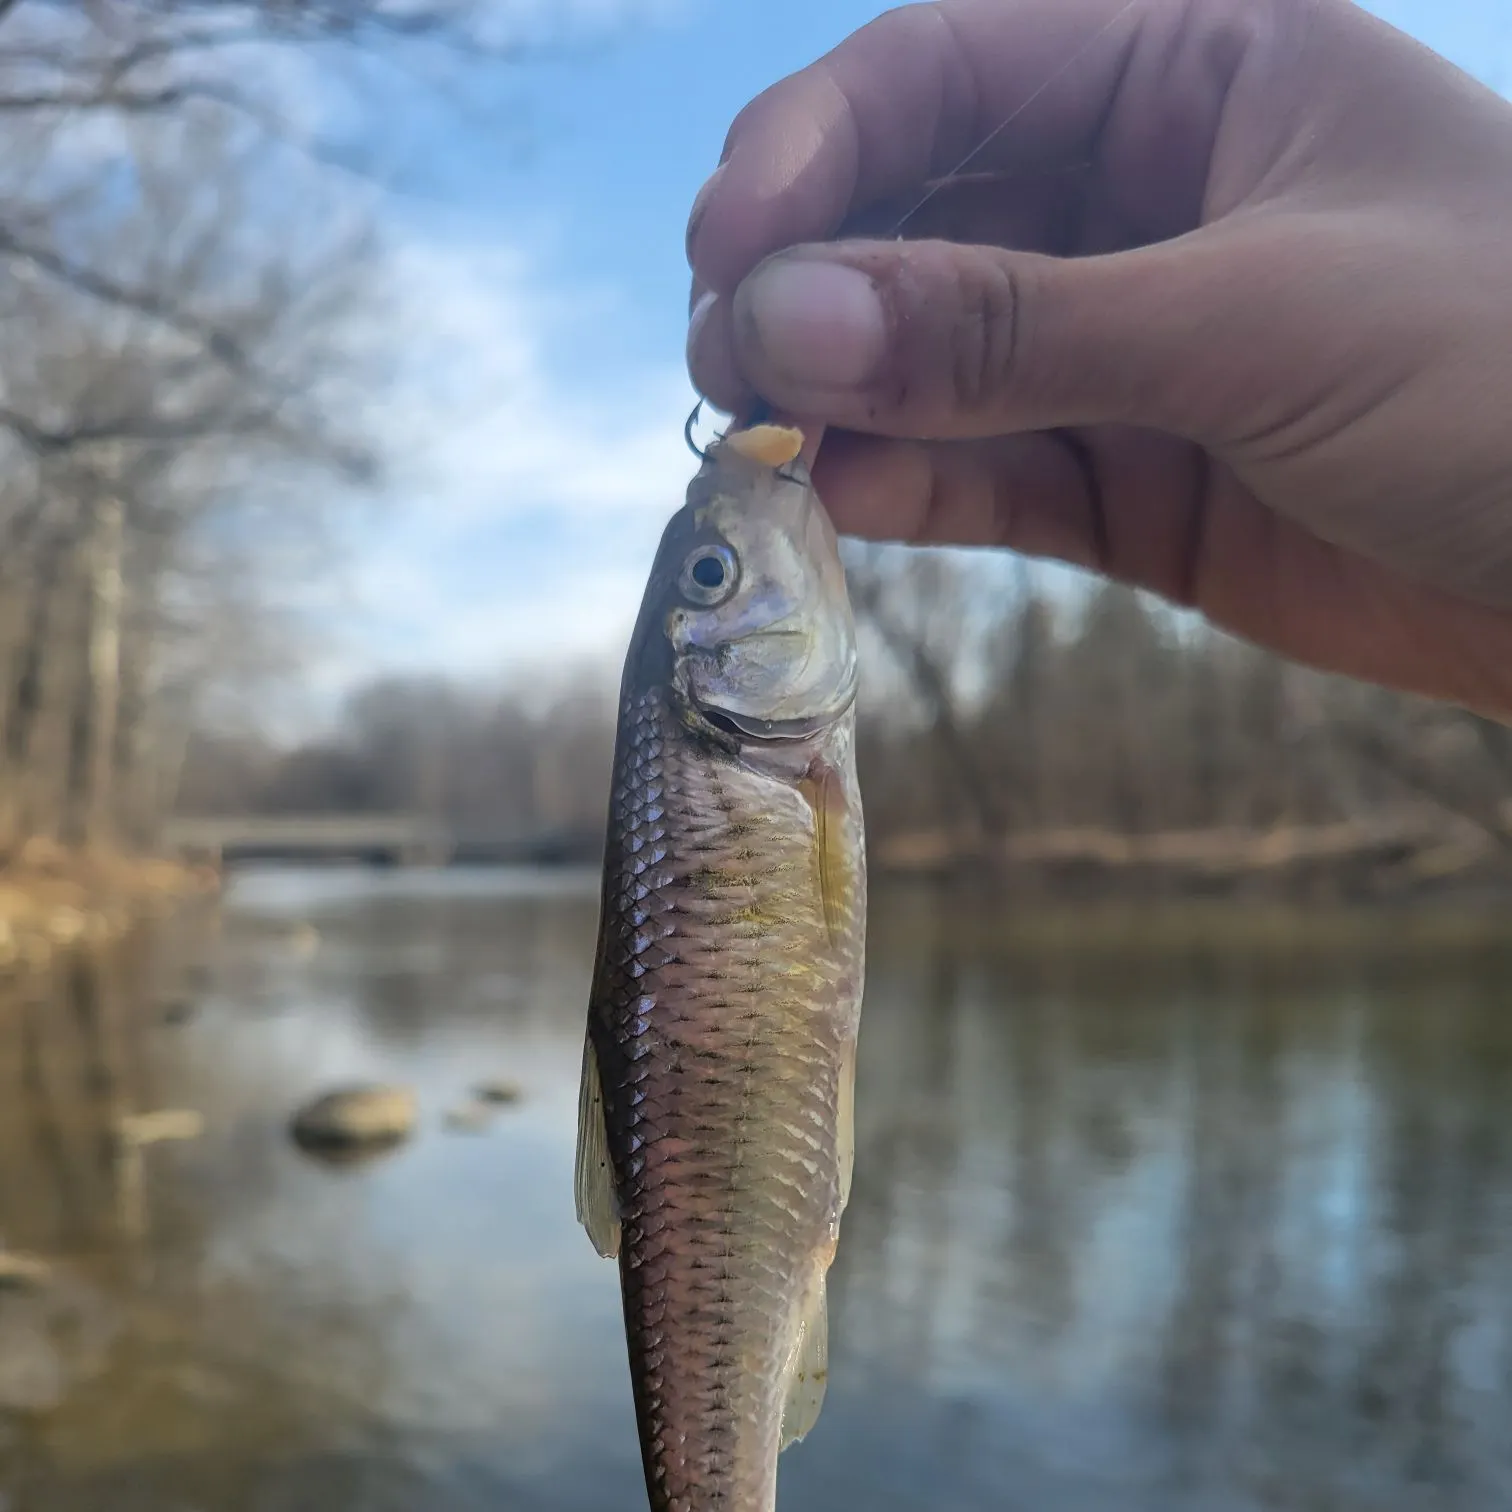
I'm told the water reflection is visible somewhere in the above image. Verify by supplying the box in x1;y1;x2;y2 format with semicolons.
0;868;1509;1510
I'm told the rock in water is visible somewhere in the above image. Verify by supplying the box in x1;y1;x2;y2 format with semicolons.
114;1109;204;1150
290;1085;417;1155
444;1102;495;1134
0;1252;51;1292
472;1080;523;1106
289;923;321;960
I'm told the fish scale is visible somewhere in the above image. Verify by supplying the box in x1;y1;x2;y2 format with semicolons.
575;424;865;1512
597;690;845;1508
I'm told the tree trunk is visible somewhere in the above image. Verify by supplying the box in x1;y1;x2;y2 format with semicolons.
16;527;88;845
85;495;125;850
852;574;1012;846
62;494;125;850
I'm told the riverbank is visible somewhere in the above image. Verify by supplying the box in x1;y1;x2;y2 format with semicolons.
870;809;1512;901
0;840;219;970
193;812;1512;905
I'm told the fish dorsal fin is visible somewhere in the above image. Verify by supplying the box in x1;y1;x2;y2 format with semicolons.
723;424;804;468
574;1036;621;1259
780;1276;831;1450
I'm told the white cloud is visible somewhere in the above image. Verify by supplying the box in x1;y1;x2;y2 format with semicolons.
291;229;699;721
367;235;696;527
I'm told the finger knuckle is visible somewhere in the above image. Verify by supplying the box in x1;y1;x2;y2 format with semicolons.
949;252;1024;416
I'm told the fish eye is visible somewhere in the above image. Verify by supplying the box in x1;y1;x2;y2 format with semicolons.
680;544;738;606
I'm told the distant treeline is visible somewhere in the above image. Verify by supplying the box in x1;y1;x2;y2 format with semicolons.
179;551;1512;899
0;4;554;868
180;675;618;851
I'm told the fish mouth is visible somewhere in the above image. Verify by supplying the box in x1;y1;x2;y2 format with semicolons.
696;674;858;744
699;705;840;743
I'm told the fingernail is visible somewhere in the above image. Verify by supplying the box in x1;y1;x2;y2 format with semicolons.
685;163;726;264
740;257;887;390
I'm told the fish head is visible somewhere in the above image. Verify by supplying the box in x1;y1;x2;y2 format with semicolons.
632;425;858;746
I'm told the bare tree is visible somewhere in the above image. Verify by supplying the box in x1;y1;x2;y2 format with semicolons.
0;0;568;862
845;541;1015;850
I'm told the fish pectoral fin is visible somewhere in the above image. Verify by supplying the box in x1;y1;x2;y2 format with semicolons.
799;758;852;949
573;1035;621;1260
780;1276;830;1450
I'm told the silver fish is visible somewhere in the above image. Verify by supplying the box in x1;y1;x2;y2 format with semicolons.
575;421;866;1512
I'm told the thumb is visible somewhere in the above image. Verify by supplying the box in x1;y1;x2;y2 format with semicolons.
717;232;1296;445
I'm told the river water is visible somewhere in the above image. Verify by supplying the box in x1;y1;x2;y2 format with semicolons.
0;866;1510;1511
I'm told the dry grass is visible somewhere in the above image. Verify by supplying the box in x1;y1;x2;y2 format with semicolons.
871;811;1509;900
0;838;218;970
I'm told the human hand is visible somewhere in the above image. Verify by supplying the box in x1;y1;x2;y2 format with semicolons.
686;0;1512;718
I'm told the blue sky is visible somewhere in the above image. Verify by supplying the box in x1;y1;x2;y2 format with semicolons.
296;0;1510;724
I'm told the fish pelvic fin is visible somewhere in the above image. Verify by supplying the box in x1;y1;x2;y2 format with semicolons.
573;1035;621;1259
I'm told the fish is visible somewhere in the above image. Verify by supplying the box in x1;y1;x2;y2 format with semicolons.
575;419;867;1512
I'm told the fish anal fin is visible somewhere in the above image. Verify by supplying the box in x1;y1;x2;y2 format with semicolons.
780;1275;830;1450
573;1035;621;1259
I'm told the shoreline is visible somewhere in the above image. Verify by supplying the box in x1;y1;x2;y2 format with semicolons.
201;813;1512;905
0;840;220;971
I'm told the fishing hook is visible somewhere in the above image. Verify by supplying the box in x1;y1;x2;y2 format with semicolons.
685;399;710;461
686;395;801;475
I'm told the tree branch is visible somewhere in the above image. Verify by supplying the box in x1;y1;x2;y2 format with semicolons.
848;567;1012;843
1332;716;1512;854
0;228;259;379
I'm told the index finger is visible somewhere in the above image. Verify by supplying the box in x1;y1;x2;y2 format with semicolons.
686;0;1165;297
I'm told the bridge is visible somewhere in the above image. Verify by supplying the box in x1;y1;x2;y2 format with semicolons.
162;813;601;868
164;813;452;867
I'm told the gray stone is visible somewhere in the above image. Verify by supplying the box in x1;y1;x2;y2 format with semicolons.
290;1085;418;1153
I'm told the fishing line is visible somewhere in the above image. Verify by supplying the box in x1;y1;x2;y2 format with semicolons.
886;0;1146;238
690;0;1145;445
